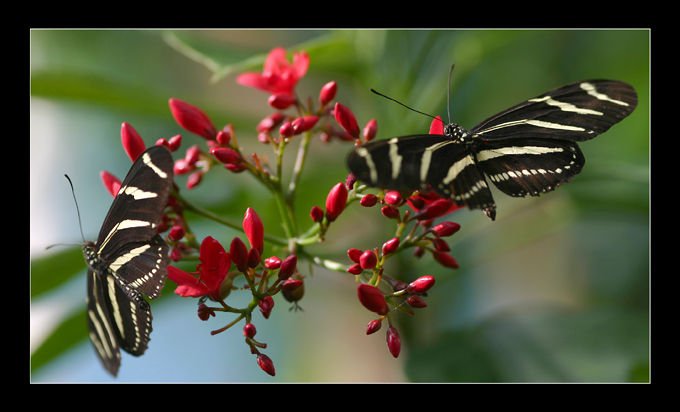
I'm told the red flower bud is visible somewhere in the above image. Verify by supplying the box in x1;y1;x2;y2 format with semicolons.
406;275;435;294
386;326;401;358
359;250;377;270
282;274;305;303
230;237;249;272
264;256;281;270
120;122;146;162
433;251;459;269
384;191;404;206
259;295;274;319
360;194;378;207
363;119;378;142
168;225;186;242
279;121;294;138
347;248;362;263
319;81;337;106
243;323;257;338
244;207;264;254
278;255;297;280
431;237;449;252
357;284;388;315
268;92;296;109
166;134;182;152
415;199;455;220
226;163;247;173
292;115;319;134
432;221;461;237
405;295;427;308
186;171;203;189
366;319;382;335
347;263;363;275
216;130;231;146
100;170;121;197
281;278;303;291
430;116;445;135
256;353;276;376
185;144;201;166
210;147;242;164
325;182;348;222
169;98;216;140
247;247;260;268
334;102;360;139
257;112;285;133
381;206;400;219
310;205;324;223
382;238;400;255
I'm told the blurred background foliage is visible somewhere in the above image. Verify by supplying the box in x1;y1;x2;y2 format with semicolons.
30;29;649;382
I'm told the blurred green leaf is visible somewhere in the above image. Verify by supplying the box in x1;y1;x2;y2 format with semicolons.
31;246;84;299
30;309;87;374
407;308;648;382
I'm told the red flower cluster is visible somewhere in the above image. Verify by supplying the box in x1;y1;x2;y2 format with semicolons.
167;207;300;376
100;45;470;378
356;275;435;358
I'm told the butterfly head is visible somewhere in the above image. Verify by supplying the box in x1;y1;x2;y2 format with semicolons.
443;123;470;143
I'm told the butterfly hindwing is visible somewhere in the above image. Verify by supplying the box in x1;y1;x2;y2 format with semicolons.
476;138;585;198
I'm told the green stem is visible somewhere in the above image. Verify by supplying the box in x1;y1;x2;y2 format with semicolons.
287;131;312;202
174;189;288;248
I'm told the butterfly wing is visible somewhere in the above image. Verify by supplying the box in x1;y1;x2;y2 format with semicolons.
470;80;638;142
347;134;498;219
86;145;174;376
470;80;636;201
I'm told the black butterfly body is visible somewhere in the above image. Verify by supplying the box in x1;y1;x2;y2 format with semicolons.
83;145;174;376
347;80;638;220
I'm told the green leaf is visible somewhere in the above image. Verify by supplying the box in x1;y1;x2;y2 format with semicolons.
31;308;87;374
31;246;84;299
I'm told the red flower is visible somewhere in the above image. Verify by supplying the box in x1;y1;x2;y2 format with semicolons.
168;236;231;300
236;47;309;100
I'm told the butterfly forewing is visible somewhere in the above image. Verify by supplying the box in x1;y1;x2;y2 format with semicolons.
347;78;638;220
96;147;174;257
84;145;174;376
471;80;638;142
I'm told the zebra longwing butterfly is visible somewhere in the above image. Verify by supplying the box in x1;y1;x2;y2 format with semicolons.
83;145;174;376
347;79;638;220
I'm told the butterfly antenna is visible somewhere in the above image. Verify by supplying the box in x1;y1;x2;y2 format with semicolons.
447;63;456;125
370;88;443;125
65;174;86;243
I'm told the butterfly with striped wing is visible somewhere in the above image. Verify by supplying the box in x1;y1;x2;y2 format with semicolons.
83;145;174;376
347;79;638;220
